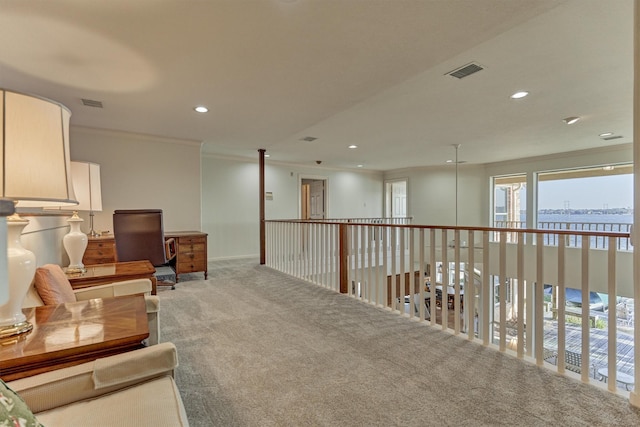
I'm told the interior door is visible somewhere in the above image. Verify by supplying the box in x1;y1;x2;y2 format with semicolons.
301;178;326;220
309;180;325;219
385;179;407;218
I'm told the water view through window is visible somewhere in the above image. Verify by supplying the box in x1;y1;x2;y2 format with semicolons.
494;165;633;230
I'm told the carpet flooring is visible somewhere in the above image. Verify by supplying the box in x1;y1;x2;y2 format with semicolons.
159;258;640;426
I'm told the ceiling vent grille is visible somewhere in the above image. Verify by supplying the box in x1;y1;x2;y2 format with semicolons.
602;135;623;141
447;62;484;79
300;136;318;142
81;98;103;108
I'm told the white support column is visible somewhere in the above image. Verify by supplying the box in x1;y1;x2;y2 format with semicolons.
534;233;544;365
631;0;640;408
466;230;475;338
482;231;490;345
516;232;524;358
498;231;506;352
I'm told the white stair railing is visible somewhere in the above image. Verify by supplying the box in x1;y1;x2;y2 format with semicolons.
265;219;634;399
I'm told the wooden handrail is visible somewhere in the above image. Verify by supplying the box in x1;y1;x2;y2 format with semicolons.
264;219;630;239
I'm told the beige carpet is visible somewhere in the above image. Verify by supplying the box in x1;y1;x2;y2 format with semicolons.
159;258;640;426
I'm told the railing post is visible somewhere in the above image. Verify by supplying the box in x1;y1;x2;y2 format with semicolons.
339;223;348;294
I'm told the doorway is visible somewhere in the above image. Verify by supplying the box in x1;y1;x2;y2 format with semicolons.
301;178;327;219
385;179;407;218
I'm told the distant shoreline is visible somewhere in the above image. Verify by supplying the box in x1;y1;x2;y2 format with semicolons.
538;208;632;215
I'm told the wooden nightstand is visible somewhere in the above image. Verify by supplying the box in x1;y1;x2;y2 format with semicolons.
165;231;208;282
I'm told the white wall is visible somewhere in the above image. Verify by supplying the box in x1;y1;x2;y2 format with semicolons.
20;216;69;267
265;163;383;220
383;143;633;229
202;154;384;259
10;127;202;269
70;127;202;233
201;156;260;260
22;130;632;265
384;164;488;226
484;143;632;178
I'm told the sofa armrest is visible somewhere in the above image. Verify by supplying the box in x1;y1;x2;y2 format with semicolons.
73;278;152;301
8;342;178;414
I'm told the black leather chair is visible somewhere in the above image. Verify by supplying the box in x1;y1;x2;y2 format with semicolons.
113;209;176;289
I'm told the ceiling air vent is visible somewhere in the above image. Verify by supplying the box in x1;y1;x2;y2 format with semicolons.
81;98;103;108
446;62;484;79
300;136;318;142
602;135;623;141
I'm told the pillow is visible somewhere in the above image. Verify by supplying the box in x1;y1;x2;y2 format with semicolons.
0;379;42;426
34;264;76;305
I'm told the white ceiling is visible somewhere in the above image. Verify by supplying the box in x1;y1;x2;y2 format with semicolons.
0;0;633;171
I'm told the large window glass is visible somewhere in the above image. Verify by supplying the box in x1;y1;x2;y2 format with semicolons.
492;166;632;246
493;175;527;228
537;164;632;235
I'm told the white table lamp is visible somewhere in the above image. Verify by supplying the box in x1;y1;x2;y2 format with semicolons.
56;161;103;272
0;89;78;339
70;161;103;237
63;211;88;273
0;200;15;306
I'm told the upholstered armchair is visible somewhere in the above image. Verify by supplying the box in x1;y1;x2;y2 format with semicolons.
22;264;160;346
4;342;188;426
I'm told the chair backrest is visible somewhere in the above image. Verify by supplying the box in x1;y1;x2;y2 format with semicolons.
565;350;582;373
113;209;167;267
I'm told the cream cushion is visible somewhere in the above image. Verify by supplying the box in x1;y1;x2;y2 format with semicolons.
9;343;188;426
35;376;187;426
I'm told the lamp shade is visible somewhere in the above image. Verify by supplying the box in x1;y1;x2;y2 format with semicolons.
0;89;77;338
71;161;102;212
0;89;77;207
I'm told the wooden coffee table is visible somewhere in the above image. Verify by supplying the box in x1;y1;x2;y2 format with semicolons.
67;260;157;295
0;295;149;381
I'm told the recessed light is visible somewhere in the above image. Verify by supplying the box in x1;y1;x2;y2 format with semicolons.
599;132;614;137
563;116;580;125
348;145;358;149
300;136;318;142
510;91;529;99
265;154;270;158
357;164;363;168
194;106;208;113
446;159;453;163
603;165;615;171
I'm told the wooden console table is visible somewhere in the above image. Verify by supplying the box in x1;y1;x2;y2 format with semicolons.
0;295;149;381
66;260;157;295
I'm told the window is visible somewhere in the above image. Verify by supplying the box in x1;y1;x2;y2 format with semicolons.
537;165;632;248
493;175;526;228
